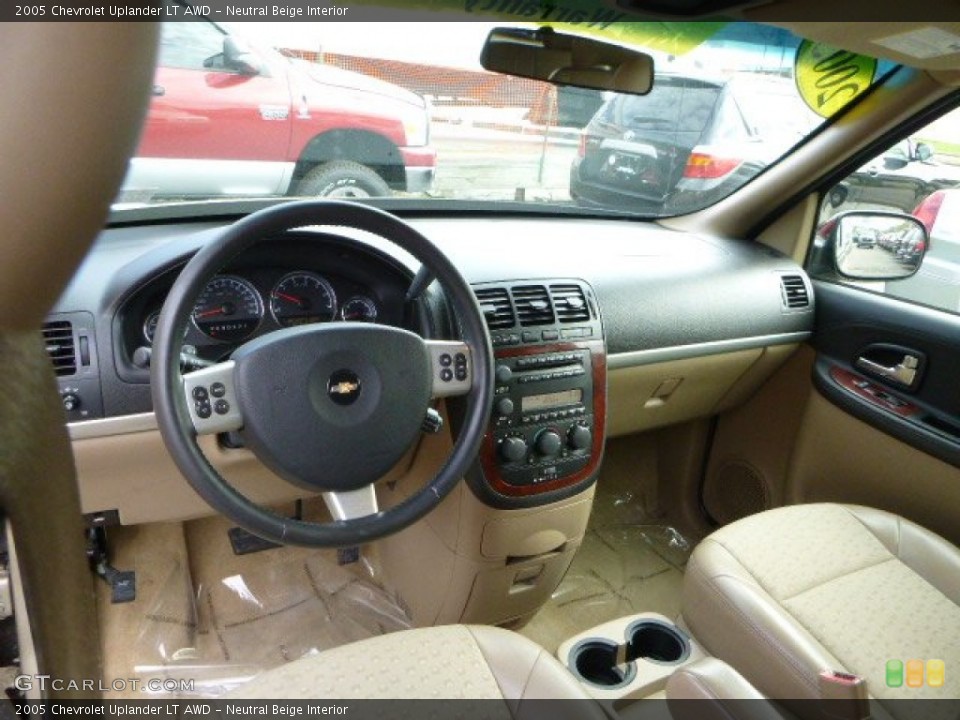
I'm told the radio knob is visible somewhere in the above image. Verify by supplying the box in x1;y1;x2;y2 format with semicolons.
534;429;563;458
499;436;528;463
495;364;513;384
568;423;592;450
495;397;515;416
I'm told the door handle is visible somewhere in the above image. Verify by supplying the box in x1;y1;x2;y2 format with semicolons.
152;84;165;96
855;354;919;388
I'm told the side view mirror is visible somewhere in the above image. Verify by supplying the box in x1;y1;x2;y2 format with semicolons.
915;142;934;162
830;211;928;280
222;36;262;76
480;26;654;96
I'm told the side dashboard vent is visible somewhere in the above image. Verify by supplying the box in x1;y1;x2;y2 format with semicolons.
512;285;554;326
780;275;810;310
42;320;77;376
550;283;590;323
474;287;515;330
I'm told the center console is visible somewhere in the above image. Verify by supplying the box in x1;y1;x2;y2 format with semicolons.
469;279;606;508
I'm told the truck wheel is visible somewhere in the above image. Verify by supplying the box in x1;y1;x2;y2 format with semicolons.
295;161;391;199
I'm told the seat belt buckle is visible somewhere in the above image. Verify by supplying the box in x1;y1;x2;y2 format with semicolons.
818;670;870;720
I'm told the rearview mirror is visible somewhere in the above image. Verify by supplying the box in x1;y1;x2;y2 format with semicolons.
480;26;654;96
832;211;928;280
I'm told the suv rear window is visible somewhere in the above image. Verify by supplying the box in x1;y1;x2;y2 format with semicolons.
617;80;722;134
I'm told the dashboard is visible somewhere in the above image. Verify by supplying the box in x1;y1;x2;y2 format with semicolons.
48;210;815;517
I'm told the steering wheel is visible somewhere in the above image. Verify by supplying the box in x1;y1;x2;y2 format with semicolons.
151;201;493;547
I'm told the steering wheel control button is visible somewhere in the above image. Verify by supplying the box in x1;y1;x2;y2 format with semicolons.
182;360;243;435
427;341;473;398
327;369;362;406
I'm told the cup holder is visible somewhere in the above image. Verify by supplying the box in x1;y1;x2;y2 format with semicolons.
626;619;690;665
569;639;636;689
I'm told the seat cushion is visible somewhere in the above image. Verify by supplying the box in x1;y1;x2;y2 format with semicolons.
682;503;960;705
226;624;601;710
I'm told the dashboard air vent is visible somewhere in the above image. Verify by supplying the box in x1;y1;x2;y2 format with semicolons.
550;284;590;323
512;285;554;327
780;275;810;310
474;287;515;330
42;320;77;376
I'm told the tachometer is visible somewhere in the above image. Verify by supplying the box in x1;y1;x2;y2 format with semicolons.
192;275;263;342
270;272;337;327
340;295;378;323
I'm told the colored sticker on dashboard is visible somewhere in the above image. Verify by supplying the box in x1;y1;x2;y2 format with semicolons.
795;40;877;118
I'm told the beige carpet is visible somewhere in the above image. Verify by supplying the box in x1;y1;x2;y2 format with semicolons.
98;505;410;699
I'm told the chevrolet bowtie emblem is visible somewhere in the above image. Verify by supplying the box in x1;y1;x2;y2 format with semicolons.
327;370;362;406
330;381;359;395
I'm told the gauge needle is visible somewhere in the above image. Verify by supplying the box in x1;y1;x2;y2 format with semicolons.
274;291;304;307
195;307;225;318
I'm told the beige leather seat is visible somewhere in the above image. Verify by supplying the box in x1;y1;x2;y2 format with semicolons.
228;624;602;713
682;503;960;703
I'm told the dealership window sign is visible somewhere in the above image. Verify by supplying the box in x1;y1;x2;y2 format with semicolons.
795;40;878;118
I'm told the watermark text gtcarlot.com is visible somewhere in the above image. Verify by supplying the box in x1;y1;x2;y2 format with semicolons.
14;675;195;694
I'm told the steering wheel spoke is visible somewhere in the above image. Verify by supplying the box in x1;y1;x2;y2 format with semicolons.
182;361;243;435
426;340;472;398
323;485;379;521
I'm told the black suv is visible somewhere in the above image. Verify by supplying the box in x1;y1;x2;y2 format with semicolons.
569;72;817;214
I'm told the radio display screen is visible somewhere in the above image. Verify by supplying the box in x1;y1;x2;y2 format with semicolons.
522;389;583;412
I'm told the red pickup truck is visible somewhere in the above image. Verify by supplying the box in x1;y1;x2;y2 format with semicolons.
120;20;436;202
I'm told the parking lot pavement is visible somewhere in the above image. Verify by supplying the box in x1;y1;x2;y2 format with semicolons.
841;244;917;277
430;123;578;202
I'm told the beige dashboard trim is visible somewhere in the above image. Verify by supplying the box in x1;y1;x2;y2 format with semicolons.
68;412;157;440
607;332;810;370
67;332;810;441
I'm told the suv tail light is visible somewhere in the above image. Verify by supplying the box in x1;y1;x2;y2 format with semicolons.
683;150;742;179
913;190;945;234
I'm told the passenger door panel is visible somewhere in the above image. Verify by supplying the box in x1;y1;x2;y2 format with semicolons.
811;280;960;469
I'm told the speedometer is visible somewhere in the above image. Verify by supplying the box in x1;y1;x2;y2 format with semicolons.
192;275;263;342
270;272;337;327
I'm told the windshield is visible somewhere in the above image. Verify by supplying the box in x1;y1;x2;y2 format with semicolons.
116;15;894;217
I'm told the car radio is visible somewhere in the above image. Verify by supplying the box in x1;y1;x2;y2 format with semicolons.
472;280;606;502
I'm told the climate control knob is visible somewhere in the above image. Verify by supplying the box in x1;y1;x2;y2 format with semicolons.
499;436;528;463
568;423;592;450
534;429;563;458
